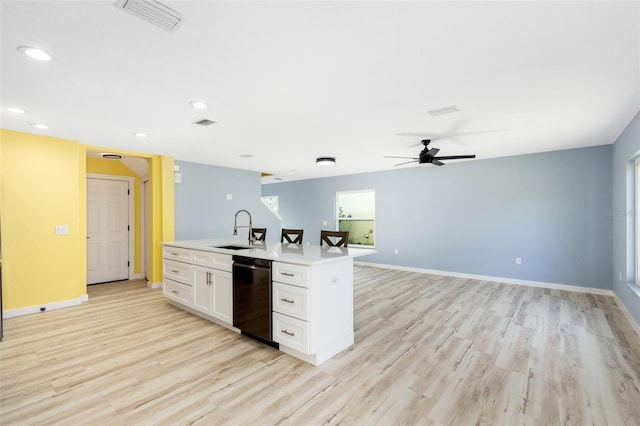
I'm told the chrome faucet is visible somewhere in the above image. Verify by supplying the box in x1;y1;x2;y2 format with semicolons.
233;209;255;245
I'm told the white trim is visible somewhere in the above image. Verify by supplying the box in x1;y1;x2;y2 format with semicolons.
140;176;150;280
3;297;84;319
87;174;136;280
147;281;163;290
80;294;89;302
355;261;615;296
635;157;640;285
336;189;376;248
614;291;640;338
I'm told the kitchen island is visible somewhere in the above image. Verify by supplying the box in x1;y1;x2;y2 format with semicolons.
162;239;375;365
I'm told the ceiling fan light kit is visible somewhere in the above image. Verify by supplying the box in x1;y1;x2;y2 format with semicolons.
316;157;336;166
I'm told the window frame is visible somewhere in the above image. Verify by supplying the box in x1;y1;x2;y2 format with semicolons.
335;189;376;248
633;156;640;287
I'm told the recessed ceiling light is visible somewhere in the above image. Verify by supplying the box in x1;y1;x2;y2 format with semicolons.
8;106;28;114
239;154;254;158
189;101;208;109
17;46;51;61
134;132;147;138
316;157;336;166
32;123;48;130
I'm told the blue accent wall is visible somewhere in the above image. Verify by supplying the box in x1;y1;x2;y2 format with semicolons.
263;145;613;289
174;160;281;241
612;111;640;325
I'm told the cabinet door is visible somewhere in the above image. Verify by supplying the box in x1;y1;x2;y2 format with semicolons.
212;270;233;324
192;266;213;315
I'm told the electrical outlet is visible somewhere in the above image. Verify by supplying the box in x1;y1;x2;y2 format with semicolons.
516;257;522;265
394;248;399;255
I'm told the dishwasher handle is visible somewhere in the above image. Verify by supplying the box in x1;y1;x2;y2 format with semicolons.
234;263;270;271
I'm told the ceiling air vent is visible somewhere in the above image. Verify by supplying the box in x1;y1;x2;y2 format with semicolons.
428;105;461;117
115;0;183;33
193;118;216;126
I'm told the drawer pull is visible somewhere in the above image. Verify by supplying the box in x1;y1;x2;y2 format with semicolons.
171;252;179;256
171;269;180;273
171;290;179;294
281;329;295;337
280;272;295;277
280;297;295;304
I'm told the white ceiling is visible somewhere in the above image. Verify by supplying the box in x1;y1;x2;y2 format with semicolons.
2;1;639;182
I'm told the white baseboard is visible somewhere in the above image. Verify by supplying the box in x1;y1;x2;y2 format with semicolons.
80;294;89;302
3;297;84;319
614;288;640;338
147;281;163;290
355;261;615;296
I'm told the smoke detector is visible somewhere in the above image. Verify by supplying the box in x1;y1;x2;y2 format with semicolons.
115;0;183;33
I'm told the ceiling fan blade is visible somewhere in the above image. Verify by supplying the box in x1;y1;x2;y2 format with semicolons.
397;129;508;138
431;159;445;166
426;148;440;156
433;155;476;161
393;160;418;166
384;155;418;160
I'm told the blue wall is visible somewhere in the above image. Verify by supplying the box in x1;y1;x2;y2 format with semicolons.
612;111;640;325
263;145;613;289
174;160;281;241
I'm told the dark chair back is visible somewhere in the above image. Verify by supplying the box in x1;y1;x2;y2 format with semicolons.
320;230;349;247
281;228;304;244
251;228;266;241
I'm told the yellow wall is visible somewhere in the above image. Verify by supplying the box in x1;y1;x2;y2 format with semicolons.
0;130;82;308
0;129;174;312
86;157;142;276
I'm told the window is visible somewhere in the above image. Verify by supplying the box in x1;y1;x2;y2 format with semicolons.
261;195;278;212
336;189;375;247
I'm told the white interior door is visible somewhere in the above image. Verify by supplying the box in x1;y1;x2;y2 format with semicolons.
87;178;130;284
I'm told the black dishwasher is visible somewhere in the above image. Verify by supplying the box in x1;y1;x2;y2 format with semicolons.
232;256;277;347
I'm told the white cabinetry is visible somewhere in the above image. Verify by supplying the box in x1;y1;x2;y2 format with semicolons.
272;258;354;366
162;245;234;328
192;266;233;323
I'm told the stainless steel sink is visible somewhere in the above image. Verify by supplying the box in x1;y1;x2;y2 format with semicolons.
211;245;249;250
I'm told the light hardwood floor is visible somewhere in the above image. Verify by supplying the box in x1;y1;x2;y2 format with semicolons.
1;266;640;425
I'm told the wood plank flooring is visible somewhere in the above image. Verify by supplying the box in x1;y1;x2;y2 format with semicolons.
1;266;640;425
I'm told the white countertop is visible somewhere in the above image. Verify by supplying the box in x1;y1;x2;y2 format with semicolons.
163;238;376;266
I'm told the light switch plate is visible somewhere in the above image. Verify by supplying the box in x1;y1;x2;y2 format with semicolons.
226;193;232;200
55;225;69;235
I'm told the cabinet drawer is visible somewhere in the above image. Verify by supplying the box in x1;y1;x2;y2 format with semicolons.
273;312;310;354
162;246;192;263
273;282;309;321
192;250;233;272
163;259;193;285
164;279;192;305
273;262;308;288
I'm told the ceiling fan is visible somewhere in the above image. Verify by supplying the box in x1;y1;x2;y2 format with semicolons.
385;139;476;166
